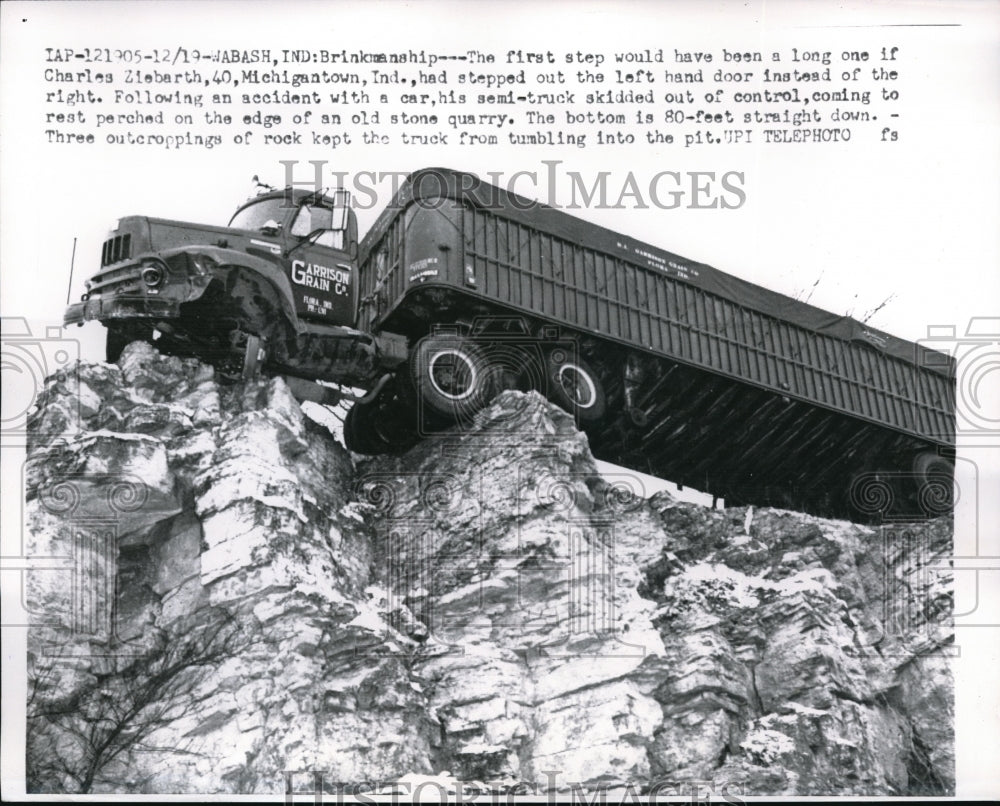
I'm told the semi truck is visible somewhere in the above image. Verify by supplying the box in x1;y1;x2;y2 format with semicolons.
65;167;956;522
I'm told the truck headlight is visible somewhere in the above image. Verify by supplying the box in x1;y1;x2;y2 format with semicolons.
141;265;164;288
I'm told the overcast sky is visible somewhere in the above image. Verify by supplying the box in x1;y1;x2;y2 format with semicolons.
2;1;999;795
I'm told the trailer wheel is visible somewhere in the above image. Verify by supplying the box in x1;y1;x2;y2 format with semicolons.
912;452;955;515
409;334;493;420
545;349;606;422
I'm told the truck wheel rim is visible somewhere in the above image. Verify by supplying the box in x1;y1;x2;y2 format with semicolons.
558;364;597;408
428;349;478;401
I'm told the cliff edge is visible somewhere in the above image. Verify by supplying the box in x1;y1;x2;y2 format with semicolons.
24;343;953;796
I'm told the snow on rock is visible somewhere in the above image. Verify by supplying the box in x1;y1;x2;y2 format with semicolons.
25;344;954;796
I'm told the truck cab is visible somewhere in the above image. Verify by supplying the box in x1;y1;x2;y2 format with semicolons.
65;186;405;388
227;189;359;327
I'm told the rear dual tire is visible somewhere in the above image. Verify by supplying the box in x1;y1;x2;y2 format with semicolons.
408;334;496;421
408;332;607;425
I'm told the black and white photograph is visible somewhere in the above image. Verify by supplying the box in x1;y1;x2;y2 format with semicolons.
1;0;998;800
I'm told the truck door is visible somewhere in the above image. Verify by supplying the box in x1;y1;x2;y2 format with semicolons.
285;193;357;326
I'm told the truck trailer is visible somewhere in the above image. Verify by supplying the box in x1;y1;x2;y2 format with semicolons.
65;167;956;522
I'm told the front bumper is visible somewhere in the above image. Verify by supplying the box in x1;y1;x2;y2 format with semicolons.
65;249;218;328
64;294;181;326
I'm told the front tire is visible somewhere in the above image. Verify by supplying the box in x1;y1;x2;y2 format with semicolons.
342;401;381;454
105;322;154;363
342;396;419;455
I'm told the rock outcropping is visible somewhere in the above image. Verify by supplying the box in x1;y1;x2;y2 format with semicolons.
25;344;954;796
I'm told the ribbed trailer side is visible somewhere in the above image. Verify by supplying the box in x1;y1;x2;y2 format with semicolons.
459;203;953;443
361;196;953;447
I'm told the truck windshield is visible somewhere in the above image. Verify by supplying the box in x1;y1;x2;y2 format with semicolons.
229;198;289;232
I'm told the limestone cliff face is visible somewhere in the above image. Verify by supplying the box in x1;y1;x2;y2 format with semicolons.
25;343;953;796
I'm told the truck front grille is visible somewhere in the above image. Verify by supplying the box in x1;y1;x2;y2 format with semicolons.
101;234;132;266
88;265;142;296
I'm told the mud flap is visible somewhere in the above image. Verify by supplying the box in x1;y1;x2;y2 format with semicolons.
242;334;265;381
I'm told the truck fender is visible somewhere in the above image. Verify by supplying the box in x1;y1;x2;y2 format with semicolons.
159;244;303;332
